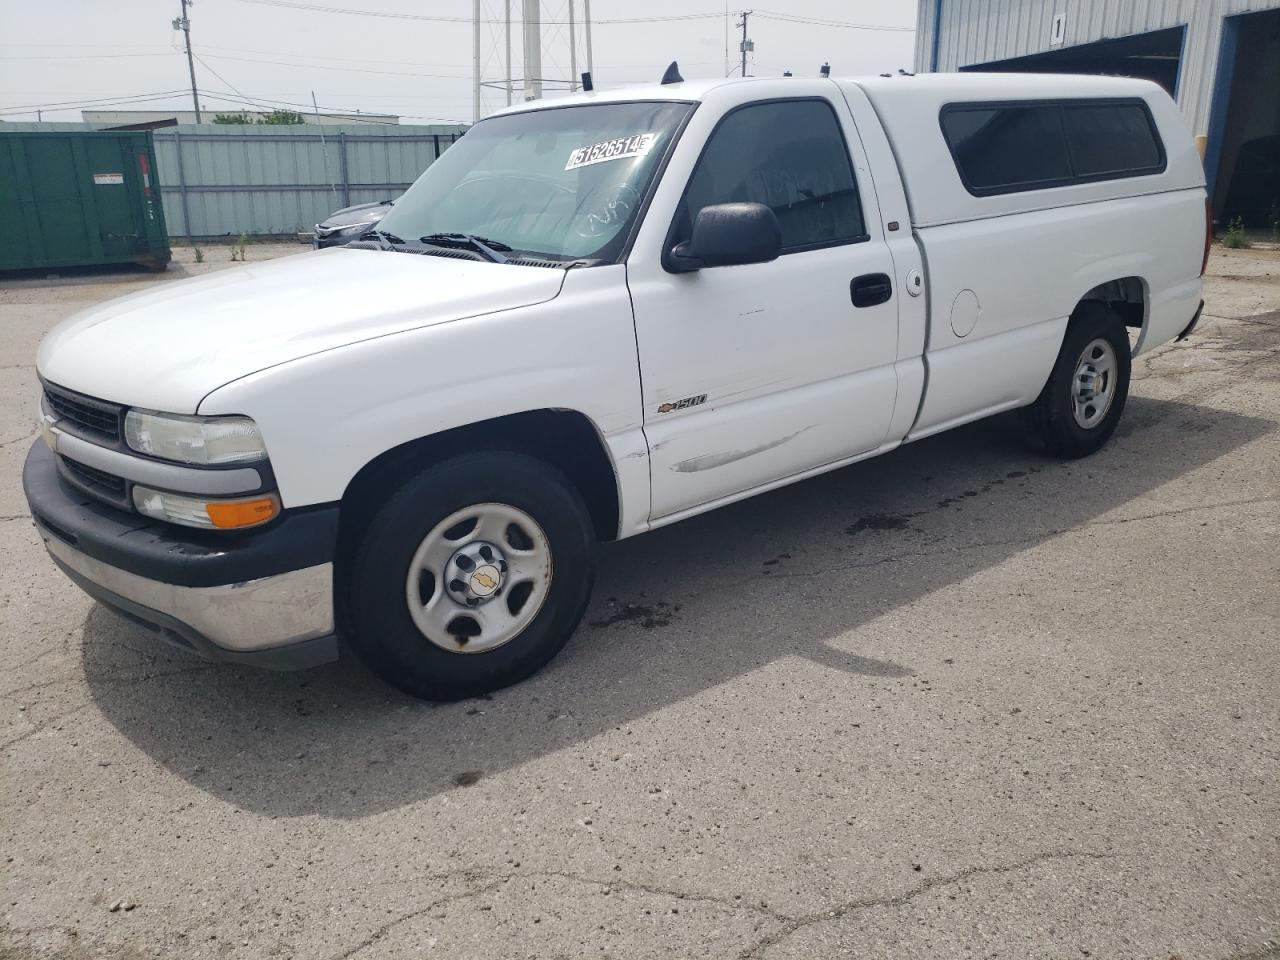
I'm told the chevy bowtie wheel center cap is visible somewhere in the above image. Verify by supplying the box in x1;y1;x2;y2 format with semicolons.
445;541;508;606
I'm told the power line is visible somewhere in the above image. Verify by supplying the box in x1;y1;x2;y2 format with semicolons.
234;0;724;25
192;53;252;103
200;51;655;85
10;36;724;72
232;0;913;30
0;41;176;48
0;90;192;115
203;52;472;80
0;52;182;61
753;10;914;31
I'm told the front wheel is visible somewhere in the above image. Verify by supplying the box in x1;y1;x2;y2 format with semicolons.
1021;301;1132;459
342;452;595;700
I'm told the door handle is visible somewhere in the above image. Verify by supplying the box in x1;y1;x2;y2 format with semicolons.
850;273;893;308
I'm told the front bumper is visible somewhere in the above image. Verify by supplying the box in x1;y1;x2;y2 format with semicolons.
23;439;340;670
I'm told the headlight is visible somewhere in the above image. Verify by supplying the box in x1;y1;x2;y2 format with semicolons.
132;486;280;530
336;220;378;235
124;410;266;465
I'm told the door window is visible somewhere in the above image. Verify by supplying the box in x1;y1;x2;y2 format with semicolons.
672;99;868;254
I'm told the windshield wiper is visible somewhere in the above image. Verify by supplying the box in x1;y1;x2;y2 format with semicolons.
419;232;512;263
368;228;408;250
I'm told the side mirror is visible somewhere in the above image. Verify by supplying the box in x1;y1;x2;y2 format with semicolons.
666;202;782;273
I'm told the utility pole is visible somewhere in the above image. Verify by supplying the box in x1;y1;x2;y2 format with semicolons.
523;0;542;101
568;0;578;92
312;91;338;204
737;10;753;78
473;0;482;121
724;0;730;78
174;0;201;122
504;0;513;106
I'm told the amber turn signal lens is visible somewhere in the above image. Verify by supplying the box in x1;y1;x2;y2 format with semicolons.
205;495;280;529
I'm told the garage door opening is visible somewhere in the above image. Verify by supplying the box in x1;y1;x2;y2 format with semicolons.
1207;8;1280;229
960;26;1186;98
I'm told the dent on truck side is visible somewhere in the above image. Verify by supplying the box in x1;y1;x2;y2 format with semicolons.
196;265;652;537
671;425;816;474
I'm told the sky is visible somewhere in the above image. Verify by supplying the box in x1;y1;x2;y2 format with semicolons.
0;0;918;125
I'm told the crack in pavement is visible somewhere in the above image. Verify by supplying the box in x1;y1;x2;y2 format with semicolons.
0;428;38;449
524;869;793;923
327;867;791;960
1;664;219;752
331;854;1125;960
329;875;507;959
0;702;93;751
1;663;217;701
737;850;1117;959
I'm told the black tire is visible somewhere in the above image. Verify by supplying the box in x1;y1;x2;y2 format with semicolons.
1021;301;1132;459
342;451;595;700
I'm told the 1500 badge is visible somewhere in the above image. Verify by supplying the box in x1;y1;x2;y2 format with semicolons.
657;394;707;414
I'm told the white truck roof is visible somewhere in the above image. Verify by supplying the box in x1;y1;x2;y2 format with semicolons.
492;72;1206;229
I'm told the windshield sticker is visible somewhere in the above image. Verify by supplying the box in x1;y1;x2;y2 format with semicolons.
564;133;659;171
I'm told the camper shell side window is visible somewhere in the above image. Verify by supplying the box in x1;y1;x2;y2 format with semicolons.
940;97;1167;197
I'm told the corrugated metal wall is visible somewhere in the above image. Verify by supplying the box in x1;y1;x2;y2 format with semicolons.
914;0;1280;135
153;124;465;238
1;122;466;238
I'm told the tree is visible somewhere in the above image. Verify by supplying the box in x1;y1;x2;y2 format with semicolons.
257;109;306;125
212;112;253;124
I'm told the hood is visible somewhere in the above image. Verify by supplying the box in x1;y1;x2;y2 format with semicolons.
38;247;565;414
318;199;393;229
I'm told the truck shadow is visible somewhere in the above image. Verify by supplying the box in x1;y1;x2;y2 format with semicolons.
80;395;1272;818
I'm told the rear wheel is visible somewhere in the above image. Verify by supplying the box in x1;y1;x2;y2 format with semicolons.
343;451;595;700
1022;301;1132;459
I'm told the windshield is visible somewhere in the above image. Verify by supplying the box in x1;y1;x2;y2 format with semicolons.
377;101;693;263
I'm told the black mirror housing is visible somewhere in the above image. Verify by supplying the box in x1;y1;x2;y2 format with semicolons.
667;202;782;273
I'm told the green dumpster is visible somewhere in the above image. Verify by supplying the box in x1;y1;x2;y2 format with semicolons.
0;130;170;272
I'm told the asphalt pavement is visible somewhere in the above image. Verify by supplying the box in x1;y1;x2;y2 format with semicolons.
1;243;1277;959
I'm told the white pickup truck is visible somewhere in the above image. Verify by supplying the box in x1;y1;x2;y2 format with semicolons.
25;72;1208;699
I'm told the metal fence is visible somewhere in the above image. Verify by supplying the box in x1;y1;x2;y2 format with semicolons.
150;124;466;238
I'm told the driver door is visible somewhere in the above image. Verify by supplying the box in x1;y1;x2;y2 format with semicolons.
627;94;902;521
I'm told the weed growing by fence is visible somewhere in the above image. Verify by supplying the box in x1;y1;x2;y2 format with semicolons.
1221;217;1251;249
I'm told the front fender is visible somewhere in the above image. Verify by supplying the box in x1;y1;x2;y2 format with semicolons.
198;265;651;534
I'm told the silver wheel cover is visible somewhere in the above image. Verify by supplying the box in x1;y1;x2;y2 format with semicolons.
1071;337;1119;429
404;502;553;654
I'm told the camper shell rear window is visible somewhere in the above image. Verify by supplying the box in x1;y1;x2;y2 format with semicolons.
940;98;1166;196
